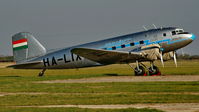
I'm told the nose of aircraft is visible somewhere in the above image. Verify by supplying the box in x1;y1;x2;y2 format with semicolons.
191;34;196;40
187;34;196;40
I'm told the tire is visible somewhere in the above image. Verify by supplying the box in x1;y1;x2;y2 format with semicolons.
148;65;161;76
134;65;147;76
38;72;44;77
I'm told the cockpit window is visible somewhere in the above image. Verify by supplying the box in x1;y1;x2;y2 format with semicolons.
172;31;176;35
172;29;186;35
179;30;184;33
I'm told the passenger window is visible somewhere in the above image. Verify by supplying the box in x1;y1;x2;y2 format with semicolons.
140;40;144;44
163;33;166;37
103;48;107;50
130;42;135;46
112;46;116;50
121;44;125;48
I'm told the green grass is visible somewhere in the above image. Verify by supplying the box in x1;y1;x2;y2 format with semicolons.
1;81;199;93
0;82;199;106
1;93;199;106
0;60;199;112
1;107;163;112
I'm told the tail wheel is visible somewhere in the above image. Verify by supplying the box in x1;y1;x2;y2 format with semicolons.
134;65;147;76
148;65;161;76
38;69;46;77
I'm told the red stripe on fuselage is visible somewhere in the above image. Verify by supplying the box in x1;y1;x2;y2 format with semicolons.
12;39;27;45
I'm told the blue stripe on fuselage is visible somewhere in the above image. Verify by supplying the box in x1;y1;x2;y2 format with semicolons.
102;37;189;51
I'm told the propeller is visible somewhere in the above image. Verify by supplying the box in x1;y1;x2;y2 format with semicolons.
181;48;185;56
159;51;165;68
173;51;178;67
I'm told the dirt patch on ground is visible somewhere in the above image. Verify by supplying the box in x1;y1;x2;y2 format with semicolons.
1;92;199;97
36;75;199;84
12;103;199;112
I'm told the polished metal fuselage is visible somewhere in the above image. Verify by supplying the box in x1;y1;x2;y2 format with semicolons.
23;27;195;69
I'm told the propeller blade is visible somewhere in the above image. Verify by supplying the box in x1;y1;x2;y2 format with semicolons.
181;48;185;56
160;52;165;68
173;51;177;67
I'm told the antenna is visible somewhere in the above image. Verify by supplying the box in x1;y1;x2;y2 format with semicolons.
152;24;157;29
142;25;148;31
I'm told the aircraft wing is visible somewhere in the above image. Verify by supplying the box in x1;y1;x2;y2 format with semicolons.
71;48;144;64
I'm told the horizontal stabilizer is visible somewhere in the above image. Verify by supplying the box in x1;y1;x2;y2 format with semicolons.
71;48;143;64
7;61;42;69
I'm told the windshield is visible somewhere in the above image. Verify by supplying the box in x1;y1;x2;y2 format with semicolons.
171;29;189;35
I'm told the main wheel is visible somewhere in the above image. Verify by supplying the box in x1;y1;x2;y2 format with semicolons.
134;65;147;76
148;65;161;76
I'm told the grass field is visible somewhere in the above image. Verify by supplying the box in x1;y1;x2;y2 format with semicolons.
0;60;199;112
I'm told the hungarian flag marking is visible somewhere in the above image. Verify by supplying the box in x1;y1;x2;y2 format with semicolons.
12;38;28;51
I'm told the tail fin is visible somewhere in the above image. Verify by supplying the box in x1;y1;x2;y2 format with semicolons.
12;32;46;64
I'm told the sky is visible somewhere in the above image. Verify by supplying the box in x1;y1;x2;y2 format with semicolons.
0;0;199;55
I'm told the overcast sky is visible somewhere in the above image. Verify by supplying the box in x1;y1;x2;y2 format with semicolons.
0;0;199;55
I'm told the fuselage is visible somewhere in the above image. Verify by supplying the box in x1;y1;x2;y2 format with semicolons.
26;27;195;69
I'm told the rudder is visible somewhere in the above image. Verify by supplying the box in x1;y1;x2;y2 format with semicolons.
12;32;46;64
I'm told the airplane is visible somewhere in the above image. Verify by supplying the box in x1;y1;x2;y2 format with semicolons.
8;27;196;76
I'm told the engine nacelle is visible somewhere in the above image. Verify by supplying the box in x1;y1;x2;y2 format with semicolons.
162;52;174;61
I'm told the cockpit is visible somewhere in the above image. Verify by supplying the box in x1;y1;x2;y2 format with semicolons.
171;29;189;35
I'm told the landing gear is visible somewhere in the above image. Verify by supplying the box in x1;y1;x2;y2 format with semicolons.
128;61;161;76
133;61;147;76
38;69;46;77
148;65;161;76
134;65;147;76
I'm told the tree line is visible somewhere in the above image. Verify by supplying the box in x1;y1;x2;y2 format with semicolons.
0;56;13;62
177;54;199;60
